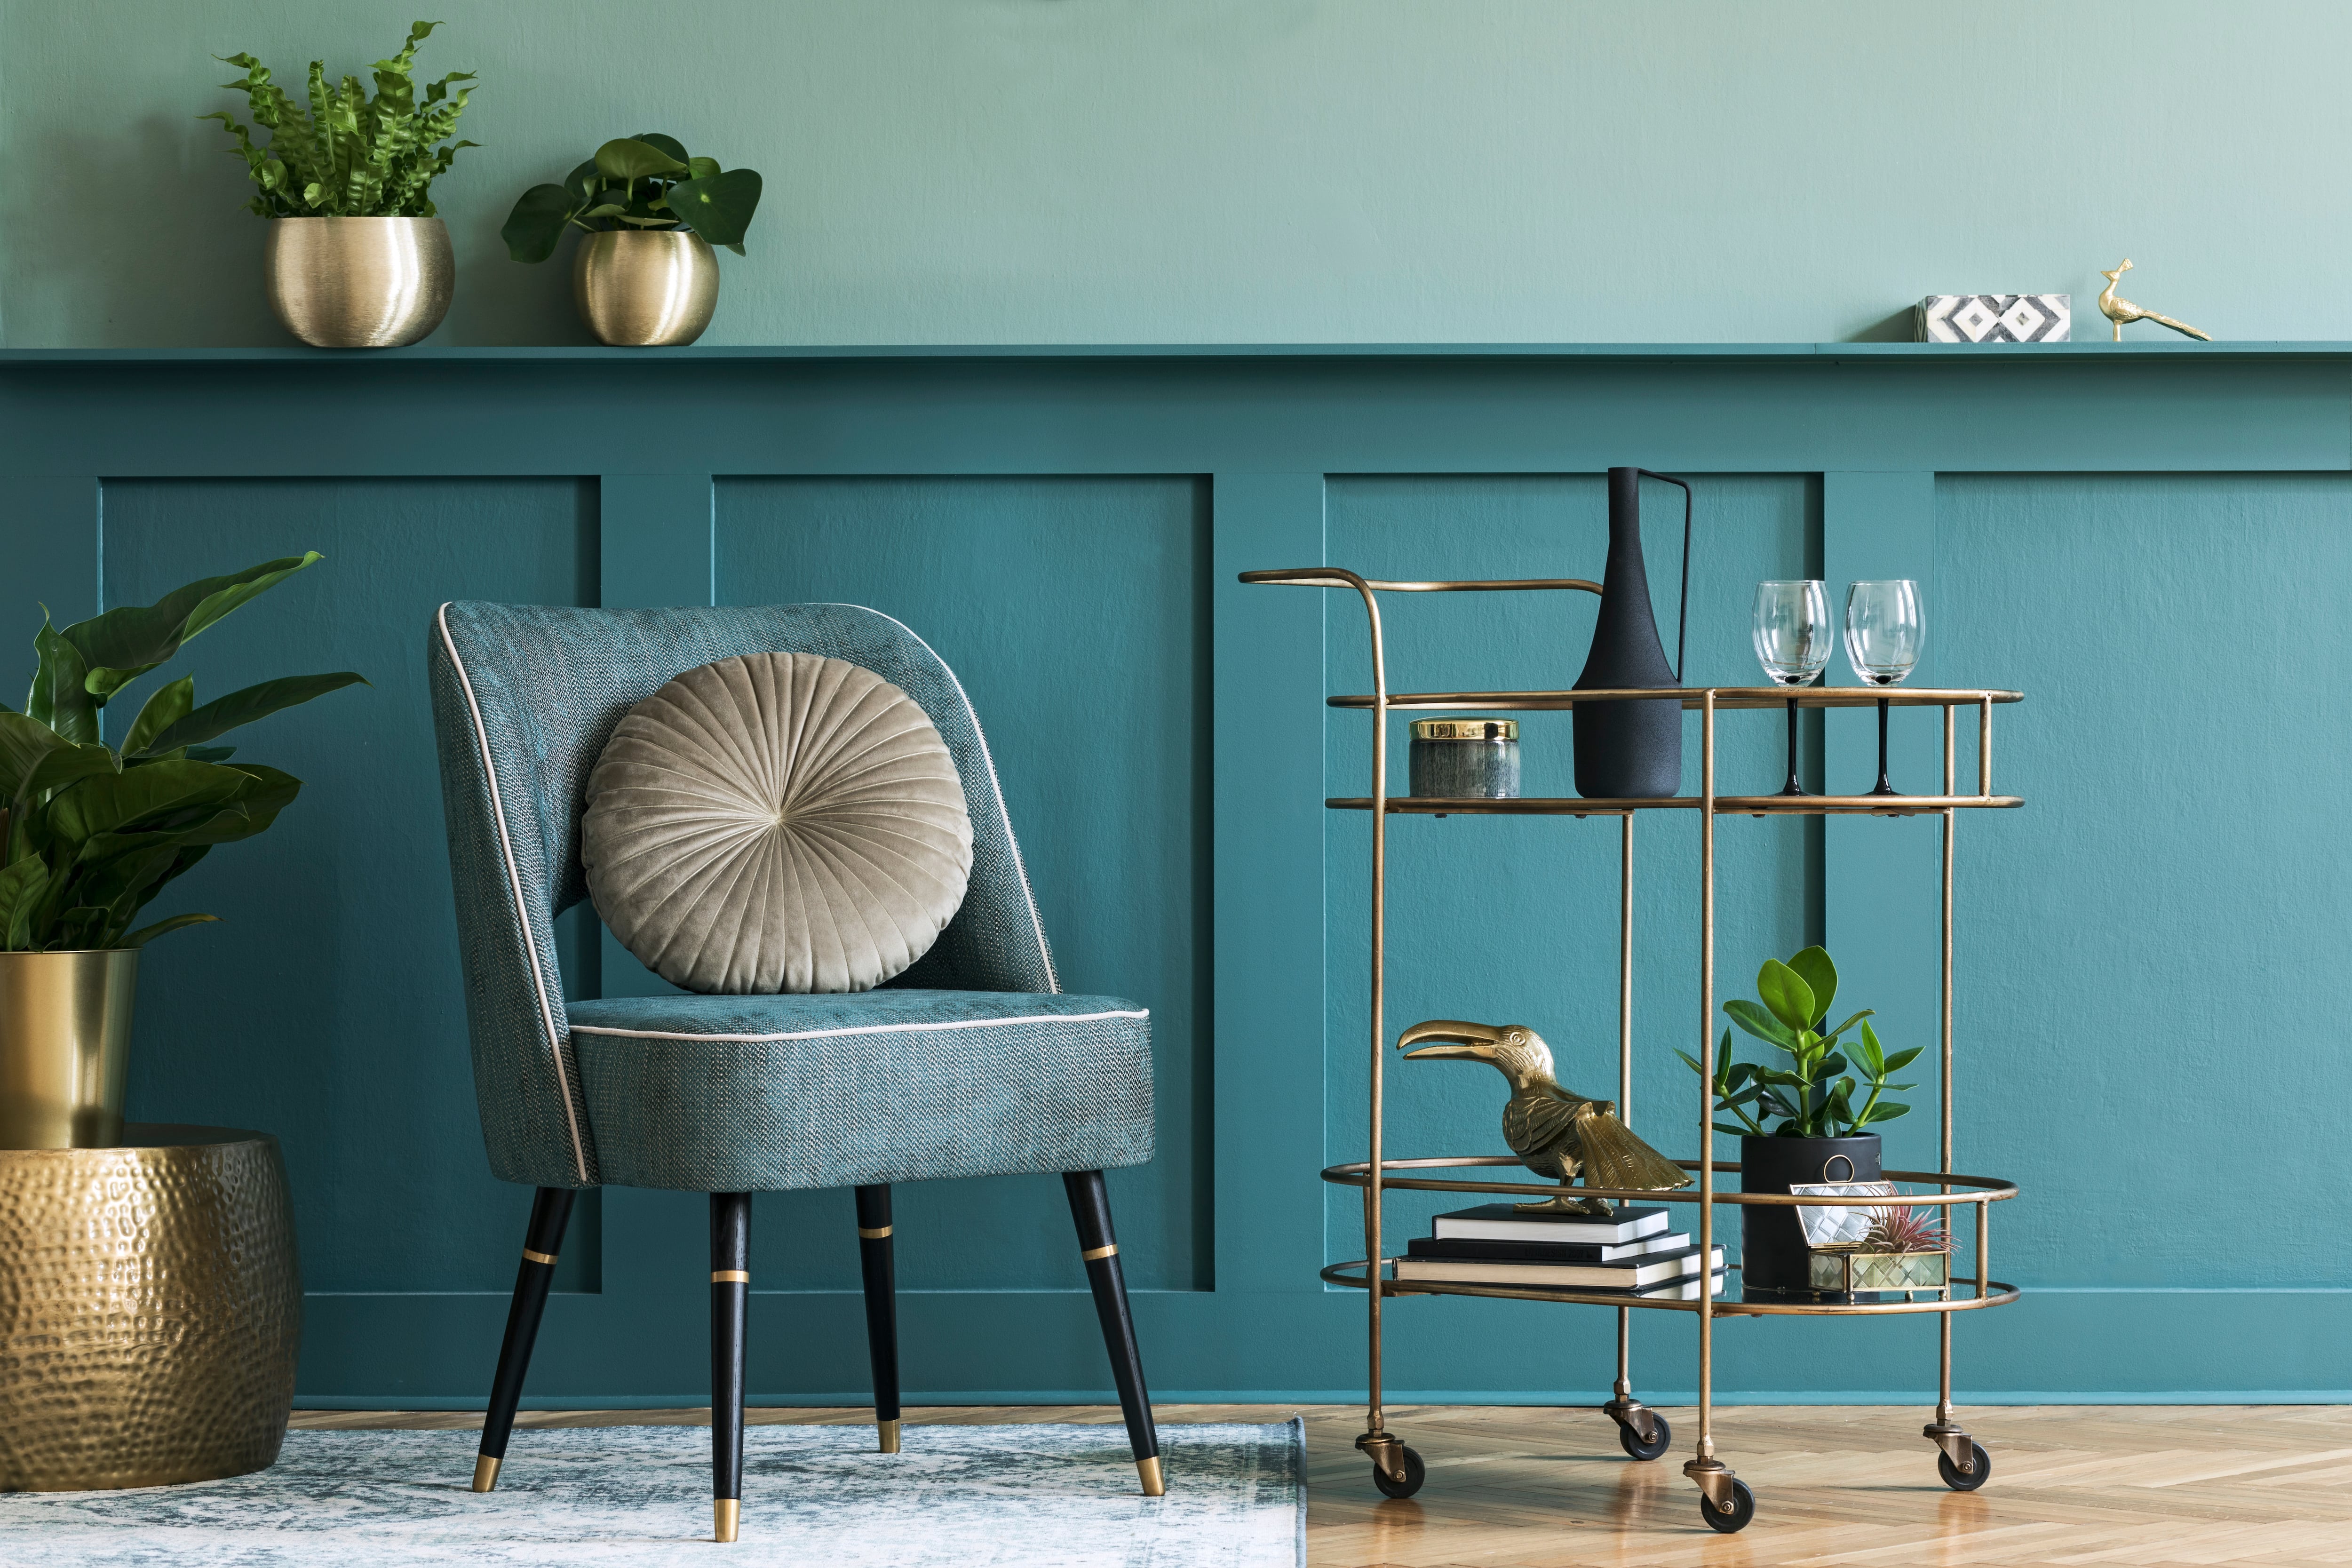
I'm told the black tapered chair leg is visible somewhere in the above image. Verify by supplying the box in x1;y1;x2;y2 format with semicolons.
473;1186;578;1491
711;1192;752;1543
854;1184;902;1453
1063;1170;1164;1496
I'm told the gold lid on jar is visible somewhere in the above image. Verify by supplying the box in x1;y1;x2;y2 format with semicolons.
1409;718;1518;742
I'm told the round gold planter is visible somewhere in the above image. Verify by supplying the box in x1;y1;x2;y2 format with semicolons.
0;950;138;1150
265;215;454;348
0;1125;301;1490
573;230;720;346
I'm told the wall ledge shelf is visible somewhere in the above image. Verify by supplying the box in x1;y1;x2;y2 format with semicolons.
8;339;2352;366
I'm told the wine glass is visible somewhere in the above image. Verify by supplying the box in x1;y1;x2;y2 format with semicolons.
1752;581;1829;795
1843;580;1923;796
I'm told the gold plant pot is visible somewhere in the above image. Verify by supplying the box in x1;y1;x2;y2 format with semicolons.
264;215;453;348
0;950;138;1150
573;230;720;347
0;1126;302;1490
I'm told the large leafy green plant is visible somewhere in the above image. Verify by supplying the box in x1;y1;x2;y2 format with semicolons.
1679;946;1919;1138
202;21;476;218
0;556;365;952
501;135;763;262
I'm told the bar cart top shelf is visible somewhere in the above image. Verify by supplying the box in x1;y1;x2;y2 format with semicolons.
1328;685;2023;711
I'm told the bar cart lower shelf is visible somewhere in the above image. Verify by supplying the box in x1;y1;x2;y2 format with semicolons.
1242;564;2026;1534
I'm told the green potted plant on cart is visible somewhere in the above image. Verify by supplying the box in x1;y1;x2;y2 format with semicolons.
203;21;477;347
501;134;764;346
1680;944;1920;1292
0;555;364;1148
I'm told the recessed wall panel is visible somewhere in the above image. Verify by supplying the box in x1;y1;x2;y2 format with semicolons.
715;475;1210;1293
1321;474;1820;1276
99;477;600;1294
1938;473;2352;1289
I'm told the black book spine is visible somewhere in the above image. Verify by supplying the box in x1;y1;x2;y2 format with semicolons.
1408;1237;1624;1265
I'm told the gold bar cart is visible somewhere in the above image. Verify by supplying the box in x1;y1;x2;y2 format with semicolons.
1241;566;2023;1534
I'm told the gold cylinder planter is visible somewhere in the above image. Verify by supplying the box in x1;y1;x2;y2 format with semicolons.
0;1125;302;1490
0;950;138;1150
265;215;454;348
572;230;720;346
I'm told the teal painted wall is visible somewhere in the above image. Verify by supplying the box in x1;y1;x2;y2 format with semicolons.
6;1;2351;346
8;345;2344;1408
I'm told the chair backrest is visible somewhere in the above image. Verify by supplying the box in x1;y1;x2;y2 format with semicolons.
427;601;1059;1188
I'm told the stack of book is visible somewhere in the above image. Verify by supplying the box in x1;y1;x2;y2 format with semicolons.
1394;1204;1727;1297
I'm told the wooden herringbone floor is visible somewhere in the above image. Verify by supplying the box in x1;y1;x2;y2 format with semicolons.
297;1403;2352;1566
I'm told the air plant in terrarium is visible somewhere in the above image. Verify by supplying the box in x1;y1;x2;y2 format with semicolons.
1860;1205;1947;1254
1810;1199;1953;1295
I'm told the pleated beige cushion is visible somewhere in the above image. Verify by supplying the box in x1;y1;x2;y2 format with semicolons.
581;653;973;994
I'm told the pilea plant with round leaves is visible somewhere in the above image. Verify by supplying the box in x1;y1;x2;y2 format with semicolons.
0;555;366;952
501;135;764;262
1678;945;1921;1138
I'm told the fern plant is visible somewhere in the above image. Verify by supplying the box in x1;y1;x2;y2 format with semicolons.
202;21;477;218
0;555;365;952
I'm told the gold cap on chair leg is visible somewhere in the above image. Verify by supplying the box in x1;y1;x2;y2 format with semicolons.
715;1498;740;1543
1137;1456;1166;1497
471;1454;501;1492
878;1419;901;1454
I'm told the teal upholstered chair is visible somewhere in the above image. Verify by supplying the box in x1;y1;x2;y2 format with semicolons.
427;602;1160;1541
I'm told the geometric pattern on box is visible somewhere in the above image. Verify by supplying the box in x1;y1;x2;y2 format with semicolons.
0;1424;1308;1568
427;599;1166;1536
1916;294;2070;342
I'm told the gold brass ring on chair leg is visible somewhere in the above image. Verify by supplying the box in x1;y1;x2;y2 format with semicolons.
878;1419;901;1453
471;1454;502;1492
1137;1456;1166;1496
714;1497;740;1543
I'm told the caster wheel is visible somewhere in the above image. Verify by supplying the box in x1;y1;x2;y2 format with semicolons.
1618;1414;1673;1461
1938;1441;1991;1492
1371;1445;1426;1499
1699;1478;1756;1534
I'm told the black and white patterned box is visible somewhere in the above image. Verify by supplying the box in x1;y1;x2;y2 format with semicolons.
1915;294;2070;343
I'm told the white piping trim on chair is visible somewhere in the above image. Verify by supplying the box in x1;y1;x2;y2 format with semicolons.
815;604;1062;994
435;602;591;1184
570;1008;1147;1045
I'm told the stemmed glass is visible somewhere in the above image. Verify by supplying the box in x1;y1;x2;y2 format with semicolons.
1843;580;1923;795
1753;582;1830;795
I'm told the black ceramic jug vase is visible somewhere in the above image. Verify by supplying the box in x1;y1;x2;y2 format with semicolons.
1573;467;1683;798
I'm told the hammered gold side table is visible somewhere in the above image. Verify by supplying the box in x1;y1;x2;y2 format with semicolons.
0;1124;301;1491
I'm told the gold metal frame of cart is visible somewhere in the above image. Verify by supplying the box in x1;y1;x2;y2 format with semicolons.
1241;566;2024;1527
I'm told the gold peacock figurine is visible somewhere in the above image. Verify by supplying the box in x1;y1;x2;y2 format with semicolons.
1399;1019;1691;1214
2098;258;2210;342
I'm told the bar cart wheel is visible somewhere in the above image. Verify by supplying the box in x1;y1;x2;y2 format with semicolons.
1938;1441;1992;1492
1618;1415;1673;1461
1371;1446;1427;1499
1700;1478;1756;1533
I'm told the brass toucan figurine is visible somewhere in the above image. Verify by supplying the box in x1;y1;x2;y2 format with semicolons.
1399;1019;1692;1214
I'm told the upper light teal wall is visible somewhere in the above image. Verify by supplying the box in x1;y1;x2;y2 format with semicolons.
5;0;2347;347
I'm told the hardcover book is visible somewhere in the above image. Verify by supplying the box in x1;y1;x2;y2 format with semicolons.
1394;1245;1725;1290
1404;1232;1692;1265
1430;1204;1672;1245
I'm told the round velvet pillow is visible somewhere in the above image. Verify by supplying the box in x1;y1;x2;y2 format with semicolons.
581;653;973;994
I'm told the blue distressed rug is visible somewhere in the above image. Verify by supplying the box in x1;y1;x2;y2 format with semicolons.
0;1422;1304;1567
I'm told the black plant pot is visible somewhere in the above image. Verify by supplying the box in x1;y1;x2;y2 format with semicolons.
1573;467;1682;798
1739;1133;1883;1294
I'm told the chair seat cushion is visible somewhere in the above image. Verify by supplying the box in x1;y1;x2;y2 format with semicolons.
567;990;1152;1191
